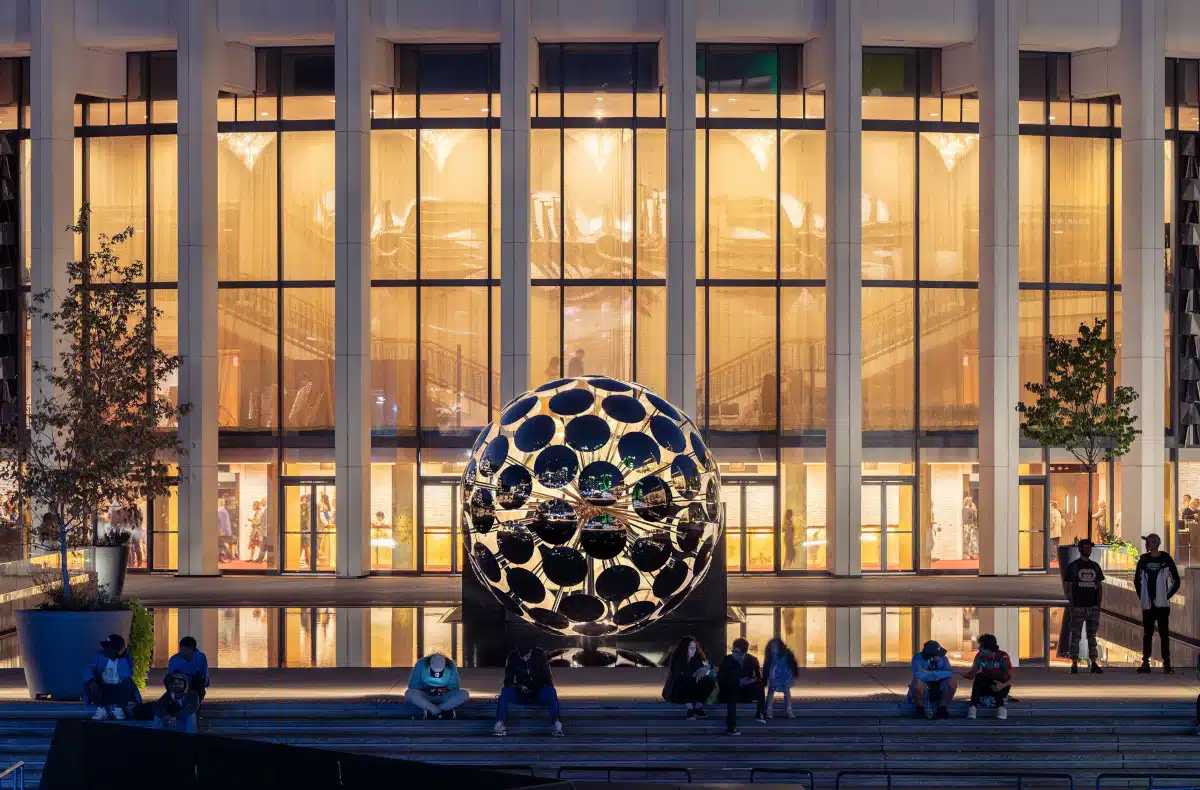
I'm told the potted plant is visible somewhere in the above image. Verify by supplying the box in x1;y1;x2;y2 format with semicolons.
1016;318;1140;578
1;210;187;699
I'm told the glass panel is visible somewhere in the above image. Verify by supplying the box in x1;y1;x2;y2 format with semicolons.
282;131;335;281
860;485;884;572
1049;460;1111;550
781;287;826;433
492;130;501;277
530;129;561;279
635;286;666;395
637;129;667;279
150;135;178;282
696;130;705;278
370;288;417;433
701;45;780;119
862;51;916;121
531;285;561;387
709;287;776;432
370;129;417;279
20;139;29;283
919;289;978;429
781;130;826;279
313;484;336;572
745;485;776;572
919;133;979;281
1179;463;1200;567
154;290;180;417
723;484;742;572
150;487;179;571
282;289;335;430
370;453;417;571
920;461;979;570
862;287;914;432
421;287;490;431
886;483;915;571
422;484;455;572
218;132;278;281
218;455;278;571
708;129;776;279
862;132;915;280
564;128;633;279
218;289;278;430
1018;291;1043;408
1049;137;1109;284
87;136;147;280
1019;136;1046;283
1114;139;1122;284
283;486;311;571
781;451;826;571
562;44;634;118
421;129;489;278
563;285;631;380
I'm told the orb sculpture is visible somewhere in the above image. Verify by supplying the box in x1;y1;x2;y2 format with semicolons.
462;375;722;637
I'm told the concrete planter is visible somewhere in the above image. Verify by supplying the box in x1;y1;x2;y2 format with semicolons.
94;545;128;598
16;608;132;699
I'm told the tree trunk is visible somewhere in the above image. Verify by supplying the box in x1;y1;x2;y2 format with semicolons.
58;514;70;604
1086;468;1095;544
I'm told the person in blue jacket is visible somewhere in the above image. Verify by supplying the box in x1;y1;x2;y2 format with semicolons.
403;653;469;720
83;634;141;721
908;640;956;719
166;636;210;702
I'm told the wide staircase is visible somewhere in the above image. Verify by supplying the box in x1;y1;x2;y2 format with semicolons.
2;698;1198;787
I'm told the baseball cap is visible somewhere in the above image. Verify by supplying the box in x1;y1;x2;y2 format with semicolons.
1143;533;1162;544
100;634;125;652
921;640;946;658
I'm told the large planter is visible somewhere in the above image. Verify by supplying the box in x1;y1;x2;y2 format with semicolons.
16;608;132;699
94;544;128;598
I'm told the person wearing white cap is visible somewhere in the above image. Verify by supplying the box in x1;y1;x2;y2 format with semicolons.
404;653;469;719
1134;533;1180;674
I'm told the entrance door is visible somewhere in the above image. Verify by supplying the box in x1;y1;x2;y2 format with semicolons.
421;482;461;573
723;480;778;573
1019;479;1048;571
861;480;914;572
283;482;336;572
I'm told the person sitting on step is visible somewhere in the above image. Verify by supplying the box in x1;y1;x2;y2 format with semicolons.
404;652;469;720
963;633;1012;720
83;634;141;721
153;671;200;733
908;640;956;720
166;636;210;703
717;637;767;736
662;636;716;719
493;640;563;738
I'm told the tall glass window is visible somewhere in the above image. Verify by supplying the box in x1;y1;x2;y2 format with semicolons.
531;43;666;393
859;48;981;572
369;45;500;572
697;44;827;572
79;52;180;571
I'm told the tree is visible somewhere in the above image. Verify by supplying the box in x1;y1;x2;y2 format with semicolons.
1016;318;1139;543
0;209;188;603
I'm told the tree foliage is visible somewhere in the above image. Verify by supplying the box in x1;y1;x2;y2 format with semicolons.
1016;318;1139;541
0;209;188;603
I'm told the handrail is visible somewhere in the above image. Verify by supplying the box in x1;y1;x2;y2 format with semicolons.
0;761;23;790
556;765;691;783
835;770;1075;790
1096;772;1200;790
750;767;815;787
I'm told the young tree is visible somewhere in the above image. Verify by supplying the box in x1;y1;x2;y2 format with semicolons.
0;209;187;603
1016;318;1139;543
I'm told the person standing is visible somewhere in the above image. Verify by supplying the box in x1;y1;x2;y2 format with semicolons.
1134;533;1181;674
763;638;800;719
1064;538;1105;674
1049;500;1065;555
567;349;585;377
782;510;796;569
217;498;234;562
717;637;766;736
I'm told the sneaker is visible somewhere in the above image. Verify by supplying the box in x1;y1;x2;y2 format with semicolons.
726;728;742;736
754;714;768;724
967;706;977;720
765;709;774;719
1164;666;1176;675
936;707;949;720
1136;662;1152;674
694;709;708;719
997;706;1008;720
551;721;564;738
1090;662;1104;674
786;709;796;719
92;707;108;721
492;722;507;737
1070;661;1079;674
110;707;125;721
686;709;697;720
422;710;433;720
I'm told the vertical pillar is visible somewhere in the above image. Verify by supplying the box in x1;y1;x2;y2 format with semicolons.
825;607;861;667
334;0;373;577
823;0;863;577
500;0;532;403
336;607;372;667
1118;0;1166;542
979;607;1021;666
665;0;697;415
977;0;1021;576
175;608;218;667
176;0;220;576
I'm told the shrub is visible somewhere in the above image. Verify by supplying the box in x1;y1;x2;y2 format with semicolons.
128;600;153;692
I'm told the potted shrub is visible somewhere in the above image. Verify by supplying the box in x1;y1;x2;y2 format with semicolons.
1;210;187;699
1016;318;1140;578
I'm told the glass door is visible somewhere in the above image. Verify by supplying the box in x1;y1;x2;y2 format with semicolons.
723;481;778;573
283;482;336;573
1019;480;1047;571
861;480;914;572
421;482;460;573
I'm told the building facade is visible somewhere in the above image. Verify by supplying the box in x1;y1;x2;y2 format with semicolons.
2;0;1199;579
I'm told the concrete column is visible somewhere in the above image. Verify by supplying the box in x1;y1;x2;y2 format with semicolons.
175;0;221;576
334;0;373;577
822;0;863;577
665;0;697;416
977;0;1021;576
175;608;218;667
1117;0;1166;542
500;0;532;402
978;607;1021;666
29;0;74;453
825;606;861;667
336;607;372;667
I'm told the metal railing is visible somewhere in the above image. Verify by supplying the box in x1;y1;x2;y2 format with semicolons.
750;767;816;786
835;770;1076;790
1096;773;1200;789
556;765;691;783
0;761;24;790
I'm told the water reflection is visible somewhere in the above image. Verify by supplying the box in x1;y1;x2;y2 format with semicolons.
0;604;1183;671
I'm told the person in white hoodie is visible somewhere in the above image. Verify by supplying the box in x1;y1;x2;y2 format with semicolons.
1134;533;1181;674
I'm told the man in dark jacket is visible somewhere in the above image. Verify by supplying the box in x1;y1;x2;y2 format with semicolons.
717;637;766;735
1064;538;1105;674
153;672;200;733
493;641;563;737
1134;533;1181;674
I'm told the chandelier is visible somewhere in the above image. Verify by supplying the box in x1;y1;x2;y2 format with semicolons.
420;129;465;171
923;132;979;171
218;132;274;169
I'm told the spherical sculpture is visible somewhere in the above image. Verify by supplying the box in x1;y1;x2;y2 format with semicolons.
462;375;722;637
